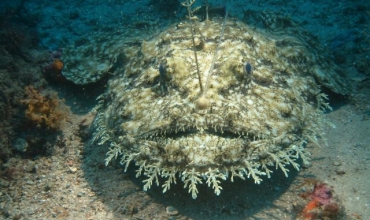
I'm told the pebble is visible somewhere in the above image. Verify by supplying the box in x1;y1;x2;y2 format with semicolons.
335;168;346;175
13;138;28;152
69;167;78;173
33;164;39;173
166;206;179;216
44;182;53;191
332;161;342;166
26;180;34;185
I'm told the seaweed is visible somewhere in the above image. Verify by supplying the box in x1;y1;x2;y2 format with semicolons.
20;86;67;131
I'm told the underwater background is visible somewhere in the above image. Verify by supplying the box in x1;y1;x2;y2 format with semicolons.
0;0;369;219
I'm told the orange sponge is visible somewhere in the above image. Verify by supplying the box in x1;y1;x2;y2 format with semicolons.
20;86;67;130
52;60;64;73
301;198;320;219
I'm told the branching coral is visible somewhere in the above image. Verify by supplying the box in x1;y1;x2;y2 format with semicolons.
20;86;67;130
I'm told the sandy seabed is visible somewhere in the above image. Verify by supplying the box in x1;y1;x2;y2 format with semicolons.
1;0;369;219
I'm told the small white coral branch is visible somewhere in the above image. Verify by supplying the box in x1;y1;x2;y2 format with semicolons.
230;166;246;182
282;149;301;171
182;168;203;199
142;164;161;191
260;162;274;178
135;160;146;177
244;159;266;184
291;142;311;165
120;152;139;171
205;168;227;196
268;151;290;177
105;143;122;166
161;168;178;193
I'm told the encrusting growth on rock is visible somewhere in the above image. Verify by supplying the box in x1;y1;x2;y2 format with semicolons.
20;86;67;130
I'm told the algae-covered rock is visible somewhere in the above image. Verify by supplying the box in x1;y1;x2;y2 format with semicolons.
62;27;158;85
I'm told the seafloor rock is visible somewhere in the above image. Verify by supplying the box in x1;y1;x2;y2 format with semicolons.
61;26;160;85
66;13;347;199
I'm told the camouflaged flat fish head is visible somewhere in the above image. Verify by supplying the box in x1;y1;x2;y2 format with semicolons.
89;15;346;199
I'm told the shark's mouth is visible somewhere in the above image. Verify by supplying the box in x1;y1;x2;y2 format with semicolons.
132;124;259;171
138;126;251;141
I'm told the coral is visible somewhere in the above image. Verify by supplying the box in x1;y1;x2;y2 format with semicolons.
301;198;320;220
322;202;340;218
20;86;67;130
310;183;333;205
52;59;64;74
43;52;67;83
299;182;340;220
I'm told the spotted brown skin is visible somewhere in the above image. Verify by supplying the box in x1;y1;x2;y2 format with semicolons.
92;17;339;199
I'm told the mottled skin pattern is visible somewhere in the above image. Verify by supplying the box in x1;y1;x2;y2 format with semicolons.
94;18;331;199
